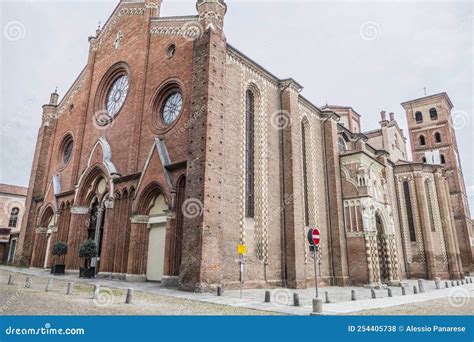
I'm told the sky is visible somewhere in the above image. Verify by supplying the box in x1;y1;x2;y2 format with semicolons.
0;0;473;212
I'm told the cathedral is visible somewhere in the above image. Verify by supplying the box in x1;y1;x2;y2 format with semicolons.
16;0;473;291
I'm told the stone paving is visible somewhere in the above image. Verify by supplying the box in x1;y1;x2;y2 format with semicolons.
0;266;472;315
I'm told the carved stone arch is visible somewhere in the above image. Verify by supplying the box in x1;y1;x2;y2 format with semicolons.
76;165;109;207
134;181;168;215
38;205;55;228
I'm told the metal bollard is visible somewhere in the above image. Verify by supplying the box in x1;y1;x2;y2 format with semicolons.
417;279;426;293
25;277;32;288
310;298;323;315
387;288;393;297
351;289;356;301
470;278;473;284
434;278;441;290
7;274;14;285
264;290;271;303
93;284;100;300
371;289;376;299
445;281;449;288
401;287;406;296
461;279;465;285
451;280;455;287
325;291;330;304
456;280;460;286
217;286;223;296
66;282;74;295
293;293;300;307
413;285;418;294
125;288;134;304
45;278;53;292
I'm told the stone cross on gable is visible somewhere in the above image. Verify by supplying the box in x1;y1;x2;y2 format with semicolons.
114;31;124;49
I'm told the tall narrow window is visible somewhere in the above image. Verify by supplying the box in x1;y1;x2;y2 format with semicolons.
434;132;442;143
425;180;436;232
415;111;423;123
8;208;19;228
245;90;255;218
440;154;446;164
419;135;426;146
403;181;416;241
429;108;438;120
301;122;310;226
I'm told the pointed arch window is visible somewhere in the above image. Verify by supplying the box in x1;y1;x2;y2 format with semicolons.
415;111;423;123
429;108;438;120
8;207;19;228
403;181;416;241
245;90;255;218
301;121;310;226
425;180;436;232
419;135;426;146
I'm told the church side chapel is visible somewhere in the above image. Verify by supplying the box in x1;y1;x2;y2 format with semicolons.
16;0;472;291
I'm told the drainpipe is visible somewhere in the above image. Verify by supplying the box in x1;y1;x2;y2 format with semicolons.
279;87;288;288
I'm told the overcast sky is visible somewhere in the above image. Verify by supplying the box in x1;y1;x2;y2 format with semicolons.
1;0;473;212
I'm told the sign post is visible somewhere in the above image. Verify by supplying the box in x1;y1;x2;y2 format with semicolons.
307;228;320;298
237;244;246;299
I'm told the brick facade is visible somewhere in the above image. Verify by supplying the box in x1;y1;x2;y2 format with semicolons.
16;0;472;290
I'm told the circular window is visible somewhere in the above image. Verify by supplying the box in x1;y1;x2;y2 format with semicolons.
161;91;183;125
58;134;74;167
167;44;176;59
105;75;129;118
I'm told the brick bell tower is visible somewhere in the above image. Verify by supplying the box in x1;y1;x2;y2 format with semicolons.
402;92;473;273
179;0;228;291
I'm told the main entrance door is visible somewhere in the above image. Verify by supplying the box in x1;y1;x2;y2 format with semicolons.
375;213;389;283
146;195;168;282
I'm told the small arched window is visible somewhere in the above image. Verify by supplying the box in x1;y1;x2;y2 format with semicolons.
429;108;438;120
422;157;427;163
419;135;426;146
8;207;19;228
434;132;442;143
440;154;446;164
245;89;255;218
415;111;423;123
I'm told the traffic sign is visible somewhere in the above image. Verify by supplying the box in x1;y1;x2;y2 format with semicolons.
307;228;320;246
237;244;247;255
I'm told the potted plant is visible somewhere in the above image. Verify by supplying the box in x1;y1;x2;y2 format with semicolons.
79;239;98;279
51;241;68;275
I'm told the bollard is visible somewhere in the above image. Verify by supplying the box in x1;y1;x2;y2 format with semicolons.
310;298;323;315
470;278;473;284
45;278;53;292
413;285;418;294
325;291;330;304
25;277;32;289
456;280;460;286
401;287;406;296
434;278;441;290
7;274;13;285
387;288;393;297
66;282;74;295
125;288;134;304
451;280;455;287
417;279;426;293
264;290;271;303
445;281;449;288
217;286;223;297
351;289;356;301
293;293;300;307
93;284;100;300
371;289;376;299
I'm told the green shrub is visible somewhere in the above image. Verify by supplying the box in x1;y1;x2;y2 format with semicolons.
79;240;98;260
52;241;68;256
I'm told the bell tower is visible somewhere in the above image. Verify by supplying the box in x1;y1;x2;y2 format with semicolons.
402;92;473;273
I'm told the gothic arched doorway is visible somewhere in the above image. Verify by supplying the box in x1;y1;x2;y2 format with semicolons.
146;194;169;282
375;212;389;284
